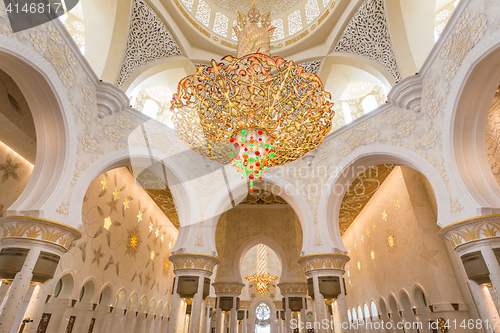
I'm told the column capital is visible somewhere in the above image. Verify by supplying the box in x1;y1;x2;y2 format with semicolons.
212;282;245;296
239;300;251;309
439;214;500;250
206;297;217;307
273;301;283;310
0;216;82;253
169;253;219;274
297;253;350;273
277;282;308;295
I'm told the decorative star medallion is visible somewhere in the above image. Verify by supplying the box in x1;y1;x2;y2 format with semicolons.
382;210;387;221
137;211;143;222
101;178;108;189
0;154;22;183
113;189;120;200
103;217;112;230
123;199;129;210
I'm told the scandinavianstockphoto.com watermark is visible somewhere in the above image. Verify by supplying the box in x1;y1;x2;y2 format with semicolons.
289;318;500;331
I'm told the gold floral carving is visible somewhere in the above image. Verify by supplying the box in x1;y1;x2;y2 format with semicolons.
220;40;237;49
339;164;396;235
169;253;219;272
212;282;245;294
285;30;308;46
297;253;350;272
0;216;82;251
439;214;500;249
277;282;307;294
317;9;329;25
239;300;252;308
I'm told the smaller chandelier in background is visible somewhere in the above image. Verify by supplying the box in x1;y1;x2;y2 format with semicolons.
245;244;278;296
171;5;334;191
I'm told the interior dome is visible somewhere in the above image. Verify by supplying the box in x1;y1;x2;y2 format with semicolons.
210;0;303;15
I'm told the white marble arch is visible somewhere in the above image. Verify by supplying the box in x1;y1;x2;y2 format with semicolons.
229;235;288;283
184;173;336;257
0;34;77;221
122;56;194;95
68;147;199;230
319;53;394;103
248;298;279;333
318;144;452;252
443;29;500;219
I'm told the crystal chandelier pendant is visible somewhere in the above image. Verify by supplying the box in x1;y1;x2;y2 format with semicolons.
229;129;275;192
171;4;334;191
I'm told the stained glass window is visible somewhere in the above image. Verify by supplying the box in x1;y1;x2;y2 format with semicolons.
288;10;302;35
196;0;211;27
256;303;271;321
181;0;194;12
213;12;228;37
271;19;284;40
306;0;320;24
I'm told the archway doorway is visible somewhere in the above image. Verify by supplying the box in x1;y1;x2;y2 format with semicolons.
255;302;271;333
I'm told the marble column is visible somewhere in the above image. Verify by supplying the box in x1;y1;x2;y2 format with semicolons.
440;215;500;332
230;297;238;333
23;278;56;333
191;275;209;333
298;254;350;333
212;282;244;333
169;277;183;333
169;254;219;333
0;216;81;333
0;246;41;333
277;283;308;333
215;305;223;333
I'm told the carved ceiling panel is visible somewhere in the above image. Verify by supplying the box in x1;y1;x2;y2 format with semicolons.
117;0;182;87
339;164;396;235
334;0;401;81
210;0;302;15
128;167;180;229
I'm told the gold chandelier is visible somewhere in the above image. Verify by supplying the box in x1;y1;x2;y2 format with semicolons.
245;244;278;295
171;4;334;190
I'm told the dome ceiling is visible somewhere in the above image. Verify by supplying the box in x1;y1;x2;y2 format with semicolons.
209;0;302;15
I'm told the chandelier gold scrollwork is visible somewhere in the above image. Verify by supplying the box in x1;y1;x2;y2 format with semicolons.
171;5;334;185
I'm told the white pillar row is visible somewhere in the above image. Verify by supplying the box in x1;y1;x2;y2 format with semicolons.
439;215;500;333
72;302;95;333
468;280;500;333
169;277;184;333
480;245;500;295
298;255;350;333
336;282;350;333
284;297;292;333
23;277;57;333
0;246;41;333
215;304;223;333
0;217;81;333
230;297;238;333
191;273;210;333
168;254;219;333
299;296;307;333
277;283;308;333
92;306;113;333
212;282;245;333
